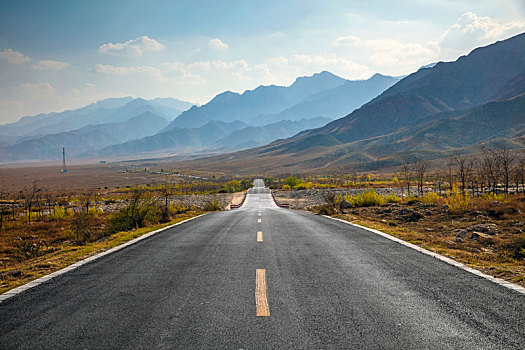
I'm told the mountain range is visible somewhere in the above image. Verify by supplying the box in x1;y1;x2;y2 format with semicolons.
171;32;525;174
0;71;400;163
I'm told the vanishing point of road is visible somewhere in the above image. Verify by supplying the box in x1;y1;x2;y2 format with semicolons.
1;179;524;349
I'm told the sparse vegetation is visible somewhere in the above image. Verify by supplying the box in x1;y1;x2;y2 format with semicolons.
0;173;253;293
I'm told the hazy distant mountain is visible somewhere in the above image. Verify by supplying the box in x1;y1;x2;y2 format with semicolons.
162;71;347;130
172;33;525;174
0;97;133;137
0;97;193;140
253;73;399;125
151;98;195;114
91;120;248;157
212;117;332;150
0;111;169;162
292;32;525;147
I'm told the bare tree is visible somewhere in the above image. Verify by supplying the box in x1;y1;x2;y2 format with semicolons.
43;189;55;221
0;188;9;234
446;159;455;191
10;191;19;221
480;146;502;198
402;161;412;197
158;182;173;222
80;188;97;214
414;160;430;196
495;144;515;198
468;157;479;196
23;181;41;225
453;153;472;194
517;156;525;194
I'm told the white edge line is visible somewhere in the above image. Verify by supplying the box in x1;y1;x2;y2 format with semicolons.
323;215;525;296
0;213;208;303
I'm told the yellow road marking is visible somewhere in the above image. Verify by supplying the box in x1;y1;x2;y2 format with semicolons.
258;218;262;223
258;213;261;216
257;231;263;242
256;269;270;316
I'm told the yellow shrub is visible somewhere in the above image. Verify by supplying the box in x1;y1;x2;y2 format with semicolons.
50;207;74;220
345;189;384;207
446;185;471;213
482;193;505;201
421;192;441;204
384;194;402;203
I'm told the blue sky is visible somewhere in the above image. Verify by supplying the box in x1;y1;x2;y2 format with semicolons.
0;0;524;123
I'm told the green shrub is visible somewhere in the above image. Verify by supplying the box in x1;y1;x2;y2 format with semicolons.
107;210;136;233
107;189;159;234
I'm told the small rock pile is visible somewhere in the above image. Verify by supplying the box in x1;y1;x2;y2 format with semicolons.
455;223;500;243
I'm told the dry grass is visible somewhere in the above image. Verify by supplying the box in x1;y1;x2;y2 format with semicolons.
0;212;201;294
332;196;525;287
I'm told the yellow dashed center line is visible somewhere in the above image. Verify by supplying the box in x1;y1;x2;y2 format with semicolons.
258;213;261;216
255;269;270;316
257;231;263;242
258;218;262;223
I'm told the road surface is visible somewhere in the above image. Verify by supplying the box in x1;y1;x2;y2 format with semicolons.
1;179;524;349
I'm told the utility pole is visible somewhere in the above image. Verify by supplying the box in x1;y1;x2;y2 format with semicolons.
61;147;68;173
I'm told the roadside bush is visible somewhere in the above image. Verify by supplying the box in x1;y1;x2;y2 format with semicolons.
69;212;95;245
345;189;384;207
11;235;45;261
446;185;471;213
107;210;135;233
282;184;291;190
203;197;222;211
106;189;159;234
508;236;525;260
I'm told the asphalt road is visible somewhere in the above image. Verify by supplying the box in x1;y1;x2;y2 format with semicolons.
1;179;524;349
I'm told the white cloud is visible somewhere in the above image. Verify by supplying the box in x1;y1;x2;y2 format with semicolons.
208;38;229;50
332;35;361;46
32;60;70;70
363;39;435;69
15;82;56;100
437;12;525;53
98;36;165;56
267;54;373;82
90;64;166;82
0;49;31;64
